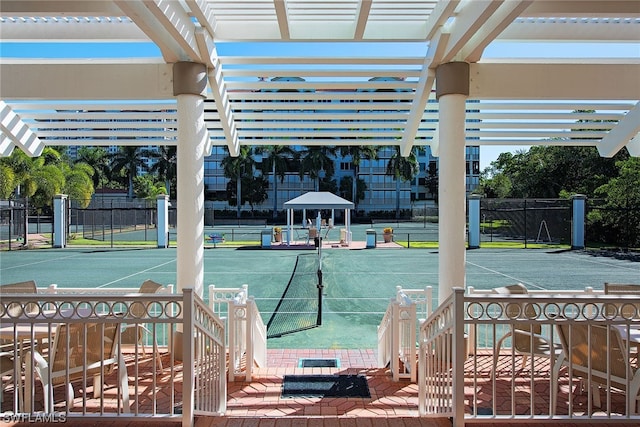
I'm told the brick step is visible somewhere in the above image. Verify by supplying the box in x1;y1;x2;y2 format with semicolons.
195;416;452;427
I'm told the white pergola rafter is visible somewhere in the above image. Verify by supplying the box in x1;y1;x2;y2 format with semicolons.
0;135;15;157
0;101;44;157
114;0;202;63
598;102;640;158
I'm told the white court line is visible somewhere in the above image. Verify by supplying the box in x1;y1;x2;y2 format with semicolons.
0;253;84;270
99;259;176;288
465;261;546;291
558;252;640;272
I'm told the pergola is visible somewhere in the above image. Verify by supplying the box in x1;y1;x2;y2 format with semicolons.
1;1;638;302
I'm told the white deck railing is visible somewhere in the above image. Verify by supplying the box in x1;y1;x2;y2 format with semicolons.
418;287;640;427
377;286;431;381
208;284;266;381
0;288;225;427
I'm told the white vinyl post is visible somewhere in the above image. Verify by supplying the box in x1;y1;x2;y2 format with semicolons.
174;62;207;298
52;194;68;248
436;62;469;304
156;194;170;248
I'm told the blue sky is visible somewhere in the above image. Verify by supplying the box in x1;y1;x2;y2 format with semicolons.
1;40;638;170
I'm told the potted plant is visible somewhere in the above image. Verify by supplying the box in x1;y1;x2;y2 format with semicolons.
274;227;282;242
383;227;393;243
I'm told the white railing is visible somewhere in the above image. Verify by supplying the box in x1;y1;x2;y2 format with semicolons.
245;297;267;381
0;288;225;427
377;287;423;382
418;287;640;426
208;284;267;381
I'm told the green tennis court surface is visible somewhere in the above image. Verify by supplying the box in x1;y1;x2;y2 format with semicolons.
1;247;637;348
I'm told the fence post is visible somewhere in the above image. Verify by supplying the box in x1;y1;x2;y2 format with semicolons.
468;195;481;249
52;194;68;248
452;287;466;427
181;288;195;427
571;194;586;249
157;194;170;248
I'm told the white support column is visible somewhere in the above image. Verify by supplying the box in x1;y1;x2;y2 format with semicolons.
174;62;207;297
436;62;469;304
156;194;170;248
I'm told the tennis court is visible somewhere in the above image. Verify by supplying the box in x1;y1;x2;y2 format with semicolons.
1;246;638;348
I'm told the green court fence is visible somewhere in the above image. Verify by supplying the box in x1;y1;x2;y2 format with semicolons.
480;198;572;246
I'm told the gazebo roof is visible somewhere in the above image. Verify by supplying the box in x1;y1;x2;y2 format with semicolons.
283;192;354;210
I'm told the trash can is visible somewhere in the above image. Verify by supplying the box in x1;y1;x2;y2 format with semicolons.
340;228;347;244
366;229;376;248
261;229;272;248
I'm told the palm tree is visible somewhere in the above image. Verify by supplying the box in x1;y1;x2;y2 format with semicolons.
299;146;336;192
110;146;150;198
221;146;255;218
148;146;177;199
385;146;419;219
256;145;296;218
75;147;111;190
62;162;94;208
338;145;379;210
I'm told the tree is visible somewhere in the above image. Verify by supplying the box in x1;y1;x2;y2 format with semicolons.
243;175;269;213
256;145;295;218
221;146;255;218
62;162;94;208
385;146;419;219
76;147;111;189
148;146;177;199
110;146;150;198
589;157;640;247
338;145;378;211
0;163;16;199
299;146;336;192
133;175;167;200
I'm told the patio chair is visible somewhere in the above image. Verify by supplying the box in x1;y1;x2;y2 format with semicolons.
604;283;640;318
0;280;38;317
492;284;563;373
0;348;16;407
120;279;164;369
556;321;640;413
306;227;318;245
24;321;129;413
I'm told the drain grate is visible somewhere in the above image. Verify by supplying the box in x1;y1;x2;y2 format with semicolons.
298;358;340;368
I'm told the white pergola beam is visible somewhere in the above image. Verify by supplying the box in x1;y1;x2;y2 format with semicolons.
523;1;640;17
470;62;640;100
627;135;640;157
462;1;534;62
0;101;44;157
114;0;201;63
0;62;174;100
598;102;640;158
441;0;504;63
0;1;120;15
0;135;15;157
354;0;372;40
273;0;290;40
194;30;239;157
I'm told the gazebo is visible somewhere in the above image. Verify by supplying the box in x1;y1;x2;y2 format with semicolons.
283;192;354;246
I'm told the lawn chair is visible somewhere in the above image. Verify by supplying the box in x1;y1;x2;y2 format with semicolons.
556;321;640;413
492;284;563;386
120;280;164;369
306;227;318;245
604;283;640;319
24;321;129;413
0;281;38;317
